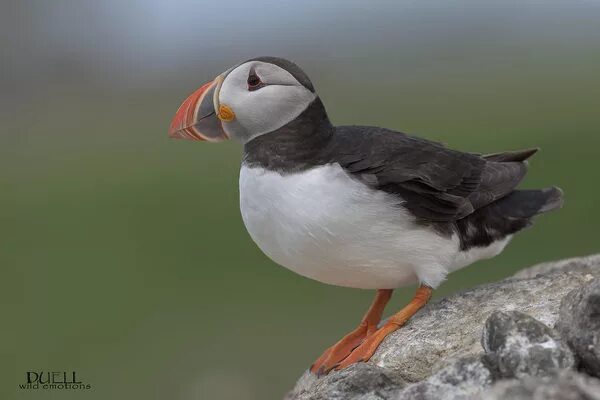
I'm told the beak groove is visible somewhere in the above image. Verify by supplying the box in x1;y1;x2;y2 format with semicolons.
169;77;228;142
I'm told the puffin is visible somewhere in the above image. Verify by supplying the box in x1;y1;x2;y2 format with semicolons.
168;57;563;375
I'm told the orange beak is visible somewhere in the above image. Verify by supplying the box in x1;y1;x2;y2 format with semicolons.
168;77;228;142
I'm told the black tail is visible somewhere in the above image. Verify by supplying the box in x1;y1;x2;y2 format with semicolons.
492;186;564;219
481;148;562;217
483;148;539;163
455;186;563;250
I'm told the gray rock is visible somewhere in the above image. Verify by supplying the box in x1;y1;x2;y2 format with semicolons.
482;310;575;379
512;254;600;280
286;255;600;400
394;356;492;400
479;370;600;400
367;255;599;384
556;279;600;378
284;363;406;400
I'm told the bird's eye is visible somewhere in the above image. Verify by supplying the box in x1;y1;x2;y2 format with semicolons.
247;72;262;91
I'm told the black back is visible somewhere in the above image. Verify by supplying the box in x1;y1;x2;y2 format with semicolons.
243;94;560;251
244;98;529;222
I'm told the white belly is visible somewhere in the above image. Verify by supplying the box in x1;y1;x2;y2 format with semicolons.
239;163;462;289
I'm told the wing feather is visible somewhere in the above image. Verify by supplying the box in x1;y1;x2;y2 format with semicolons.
331;126;533;222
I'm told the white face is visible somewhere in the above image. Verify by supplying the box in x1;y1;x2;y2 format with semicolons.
218;61;317;143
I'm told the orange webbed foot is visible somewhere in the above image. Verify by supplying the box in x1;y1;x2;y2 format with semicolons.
310;322;375;376
334;285;432;371
310;289;393;376
333;322;398;370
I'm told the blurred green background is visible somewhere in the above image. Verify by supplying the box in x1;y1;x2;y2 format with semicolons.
2;1;600;399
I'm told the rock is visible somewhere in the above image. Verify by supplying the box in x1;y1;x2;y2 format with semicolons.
512;254;600;280
366;255;600;383
479;370;600;400
482;310;574;379
284;363;406;400
285;254;600;400
394;356;492;400
556;279;600;378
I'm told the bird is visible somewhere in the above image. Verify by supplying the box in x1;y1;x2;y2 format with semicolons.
168;56;563;375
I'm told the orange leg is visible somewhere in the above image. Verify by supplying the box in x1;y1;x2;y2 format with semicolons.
334;285;432;371
310;289;393;376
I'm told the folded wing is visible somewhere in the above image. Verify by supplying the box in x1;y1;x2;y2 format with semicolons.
331;126;537;222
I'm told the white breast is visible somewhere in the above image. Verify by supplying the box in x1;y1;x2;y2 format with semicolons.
239;164;461;289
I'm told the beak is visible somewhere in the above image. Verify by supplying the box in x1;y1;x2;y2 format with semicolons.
169;76;228;141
